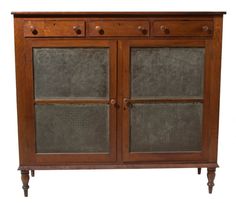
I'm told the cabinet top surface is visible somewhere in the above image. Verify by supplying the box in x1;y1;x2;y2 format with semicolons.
12;11;226;17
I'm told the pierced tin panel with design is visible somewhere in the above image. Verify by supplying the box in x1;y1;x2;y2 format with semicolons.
130;103;202;152
33;48;109;99
35;104;109;153
131;48;205;98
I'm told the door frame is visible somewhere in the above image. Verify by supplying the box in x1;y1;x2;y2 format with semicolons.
22;38;117;165
120;39;212;162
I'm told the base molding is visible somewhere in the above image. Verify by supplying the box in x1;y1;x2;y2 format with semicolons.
19;163;219;170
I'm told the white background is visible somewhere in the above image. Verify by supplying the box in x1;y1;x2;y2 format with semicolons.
0;0;235;202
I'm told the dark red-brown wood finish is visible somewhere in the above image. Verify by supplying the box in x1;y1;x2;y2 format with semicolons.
13;12;225;196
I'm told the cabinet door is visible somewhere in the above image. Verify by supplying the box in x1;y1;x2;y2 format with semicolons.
24;39;117;164
121;40;211;162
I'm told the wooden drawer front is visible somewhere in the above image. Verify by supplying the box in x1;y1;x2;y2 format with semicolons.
24;20;85;37
152;21;213;36
87;21;149;37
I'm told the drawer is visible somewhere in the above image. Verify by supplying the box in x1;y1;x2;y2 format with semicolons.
87;21;149;37
24;20;85;37
152;20;213;36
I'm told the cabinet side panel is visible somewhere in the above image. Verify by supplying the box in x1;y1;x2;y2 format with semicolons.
14;17;28;165
208;16;223;162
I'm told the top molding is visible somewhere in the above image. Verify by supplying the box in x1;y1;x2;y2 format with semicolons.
12;11;226;17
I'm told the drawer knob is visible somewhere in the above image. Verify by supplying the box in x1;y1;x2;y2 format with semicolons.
73;26;82;35
110;99;116;105
138;26;148;35
30;26;38;35
160;25;170;34
123;98;133;110
95;26;104;35
202;25;209;32
110;99;119;108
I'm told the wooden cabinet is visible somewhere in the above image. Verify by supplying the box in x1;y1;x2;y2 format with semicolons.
12;12;225;196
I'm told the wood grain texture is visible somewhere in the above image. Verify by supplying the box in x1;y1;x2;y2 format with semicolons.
12;11;226;17
13;12;224;195
87;20;149;37
121;39;210;162
207;167;216;193
19;163;219;170
14;18;33;166
152;20;213;37
23;39;117;164
24;20;85;37
208;16;223;163
21;170;30;197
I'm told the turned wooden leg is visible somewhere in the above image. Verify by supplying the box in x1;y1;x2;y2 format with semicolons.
21;170;30;197
207;168;216;194
198;168;201;175
31;170;35;177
